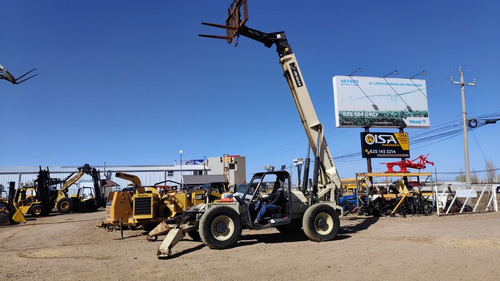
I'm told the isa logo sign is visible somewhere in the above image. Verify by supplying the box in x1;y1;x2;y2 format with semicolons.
361;132;410;158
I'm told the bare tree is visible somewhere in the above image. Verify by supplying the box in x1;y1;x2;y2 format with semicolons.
455;169;465;182
485;159;496;183
471;170;479;184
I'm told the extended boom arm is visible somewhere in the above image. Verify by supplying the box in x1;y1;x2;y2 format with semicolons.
200;20;341;203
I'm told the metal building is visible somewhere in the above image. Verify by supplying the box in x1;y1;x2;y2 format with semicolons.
0;156;246;200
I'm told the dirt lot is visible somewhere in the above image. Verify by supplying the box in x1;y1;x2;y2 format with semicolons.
1;210;499;281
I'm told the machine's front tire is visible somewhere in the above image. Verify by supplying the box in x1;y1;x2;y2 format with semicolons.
31;204;45;217
57;198;73;214
302;204;340;242
199;206;241;249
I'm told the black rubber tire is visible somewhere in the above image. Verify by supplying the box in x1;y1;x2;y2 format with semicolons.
31;204;45;217
423;201;434;215
42;206;51;216
302;204;340;242
57;197;74;214
187;230;201;241
199;206;242;249
276;219;302;234
82;199;98;213
0;213;10;225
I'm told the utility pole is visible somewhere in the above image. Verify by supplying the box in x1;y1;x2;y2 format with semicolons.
451;66;476;188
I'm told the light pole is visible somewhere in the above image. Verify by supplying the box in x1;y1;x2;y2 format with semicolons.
409;71;427;98
179;150;183;189
410;70;426;79
348;67;379;111
383;70;398;78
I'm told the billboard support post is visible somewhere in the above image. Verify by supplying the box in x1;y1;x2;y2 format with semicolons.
365;127;372;174
399;127;405;162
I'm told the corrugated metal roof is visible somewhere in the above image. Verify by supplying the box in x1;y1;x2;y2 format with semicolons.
0;164;202;174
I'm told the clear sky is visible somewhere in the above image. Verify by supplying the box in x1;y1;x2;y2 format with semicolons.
1;0;499;182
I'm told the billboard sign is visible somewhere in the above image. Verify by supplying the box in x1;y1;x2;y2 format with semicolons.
183;159;205;165
361;132;410;158
333;76;429;128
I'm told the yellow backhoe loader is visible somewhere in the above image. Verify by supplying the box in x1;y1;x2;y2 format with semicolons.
54;164;104;214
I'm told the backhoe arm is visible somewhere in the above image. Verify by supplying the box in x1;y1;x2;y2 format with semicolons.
58;171;84;198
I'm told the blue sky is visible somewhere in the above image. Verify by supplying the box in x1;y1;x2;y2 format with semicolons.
1;0;499;182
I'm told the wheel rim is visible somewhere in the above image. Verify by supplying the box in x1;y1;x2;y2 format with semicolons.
33;207;42;215
314;212;334;235
60;201;70;210
211;215;235;241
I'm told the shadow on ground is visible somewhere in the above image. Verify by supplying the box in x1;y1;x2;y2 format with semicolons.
159;215;381;258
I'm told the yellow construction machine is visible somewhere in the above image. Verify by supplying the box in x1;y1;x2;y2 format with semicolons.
13;167;56;216
54;164;104;214
101;172;185;231
99;172;227;238
13;164;104;217
0;182;26;225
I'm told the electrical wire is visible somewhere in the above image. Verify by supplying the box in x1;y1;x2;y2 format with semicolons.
331;112;500;161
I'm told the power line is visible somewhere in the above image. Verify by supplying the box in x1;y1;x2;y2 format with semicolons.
438;168;500;175
331;113;500;161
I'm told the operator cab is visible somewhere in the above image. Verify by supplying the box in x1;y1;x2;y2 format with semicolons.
239;170;292;228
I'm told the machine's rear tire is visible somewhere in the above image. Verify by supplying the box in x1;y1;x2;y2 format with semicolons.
31;204;45;217
57;198;73;214
302;204;340;242
199;206;241;249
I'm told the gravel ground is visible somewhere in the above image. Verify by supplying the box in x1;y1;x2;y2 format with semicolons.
1;210;499;281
